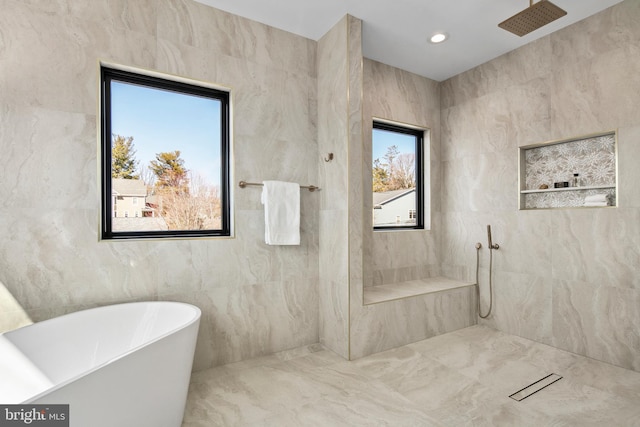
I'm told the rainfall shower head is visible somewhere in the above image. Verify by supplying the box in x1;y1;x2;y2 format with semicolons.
498;0;567;37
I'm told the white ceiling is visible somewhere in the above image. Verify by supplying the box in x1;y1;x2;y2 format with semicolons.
193;0;623;82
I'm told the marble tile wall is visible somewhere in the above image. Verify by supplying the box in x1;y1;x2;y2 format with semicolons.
317;16;351;359
346;16;366;360
363;60;443;287
0;0;319;371
440;0;640;371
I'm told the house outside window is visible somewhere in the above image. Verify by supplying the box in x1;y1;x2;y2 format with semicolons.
112;179;146;218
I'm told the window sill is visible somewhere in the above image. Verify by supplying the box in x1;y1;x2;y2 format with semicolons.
363;276;475;305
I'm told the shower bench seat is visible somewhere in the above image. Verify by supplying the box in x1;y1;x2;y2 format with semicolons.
363;276;475;305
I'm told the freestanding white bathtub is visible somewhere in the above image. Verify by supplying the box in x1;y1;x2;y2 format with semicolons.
0;301;201;427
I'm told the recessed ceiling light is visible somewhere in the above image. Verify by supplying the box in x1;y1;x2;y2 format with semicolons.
429;33;448;44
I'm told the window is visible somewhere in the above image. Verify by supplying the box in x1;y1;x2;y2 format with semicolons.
372;121;424;230
100;66;230;239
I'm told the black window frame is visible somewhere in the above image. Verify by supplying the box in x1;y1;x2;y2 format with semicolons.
100;66;231;240
372;121;425;231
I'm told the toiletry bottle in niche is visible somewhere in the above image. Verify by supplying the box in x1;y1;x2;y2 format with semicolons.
573;173;580;187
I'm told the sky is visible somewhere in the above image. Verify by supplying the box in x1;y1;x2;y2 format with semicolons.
372;128;416;164
110;81;222;187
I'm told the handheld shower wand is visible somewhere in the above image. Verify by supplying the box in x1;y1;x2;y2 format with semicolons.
476;225;499;318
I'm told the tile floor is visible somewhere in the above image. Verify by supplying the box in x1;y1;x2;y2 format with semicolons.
182;325;640;426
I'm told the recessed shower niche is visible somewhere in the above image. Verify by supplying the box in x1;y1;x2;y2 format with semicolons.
519;131;617;209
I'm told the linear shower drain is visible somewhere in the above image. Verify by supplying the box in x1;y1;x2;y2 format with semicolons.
509;373;562;401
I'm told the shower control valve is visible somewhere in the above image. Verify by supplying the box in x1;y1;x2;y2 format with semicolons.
487;225;500;250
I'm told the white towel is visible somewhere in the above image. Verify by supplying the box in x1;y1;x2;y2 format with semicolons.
584;194;608;203
584;201;608;207
261;181;300;245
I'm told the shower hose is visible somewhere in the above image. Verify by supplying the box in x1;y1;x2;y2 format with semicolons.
475;243;493;318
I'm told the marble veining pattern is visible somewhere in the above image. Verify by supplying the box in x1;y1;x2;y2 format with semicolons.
0;0;319;371
182;325;640;426
442;0;640;372
317;16;350;359
364;58;442;287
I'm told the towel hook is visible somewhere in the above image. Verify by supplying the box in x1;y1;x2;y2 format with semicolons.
324;153;334;162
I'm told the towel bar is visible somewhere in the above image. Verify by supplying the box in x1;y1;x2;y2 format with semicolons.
238;181;319;192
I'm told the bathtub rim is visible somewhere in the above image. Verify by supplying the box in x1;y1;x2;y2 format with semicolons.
2;300;201;404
